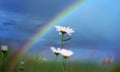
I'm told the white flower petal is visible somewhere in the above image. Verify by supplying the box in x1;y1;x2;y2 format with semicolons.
50;47;56;53
55;25;74;35
1;45;8;51
20;61;24;65
50;47;61;54
60;49;73;57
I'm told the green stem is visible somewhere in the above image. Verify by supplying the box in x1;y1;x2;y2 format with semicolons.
2;53;7;72
61;33;65;72
62;57;65;72
54;55;58;72
64;58;67;72
62;34;64;49
2;57;5;72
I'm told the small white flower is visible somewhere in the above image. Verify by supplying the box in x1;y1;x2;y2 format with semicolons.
42;57;47;62
55;25;74;35
1;45;8;51
38;56;47;63
20;61;24;65
50;47;61;55
60;49;73;58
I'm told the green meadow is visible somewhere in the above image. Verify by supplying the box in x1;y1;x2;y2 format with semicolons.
0;52;120;72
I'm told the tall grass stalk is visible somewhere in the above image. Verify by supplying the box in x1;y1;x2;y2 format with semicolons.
86;48;96;72
32;47;40;72
68;60;71;72
64;58;67;72
104;64;110;72
54;55;58;72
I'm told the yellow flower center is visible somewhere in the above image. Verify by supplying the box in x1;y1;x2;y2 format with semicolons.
60;30;67;34
55;52;60;55
63;56;69;59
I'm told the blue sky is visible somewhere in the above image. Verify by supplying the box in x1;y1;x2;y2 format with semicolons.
0;0;120;61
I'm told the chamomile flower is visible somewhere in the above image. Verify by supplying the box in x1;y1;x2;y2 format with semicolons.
60;49;73;58
1;45;8;52
50;47;61;55
20;61;24;65
55;25;74;35
42;57;47;62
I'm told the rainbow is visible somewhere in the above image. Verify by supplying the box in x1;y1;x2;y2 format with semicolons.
8;0;87;72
